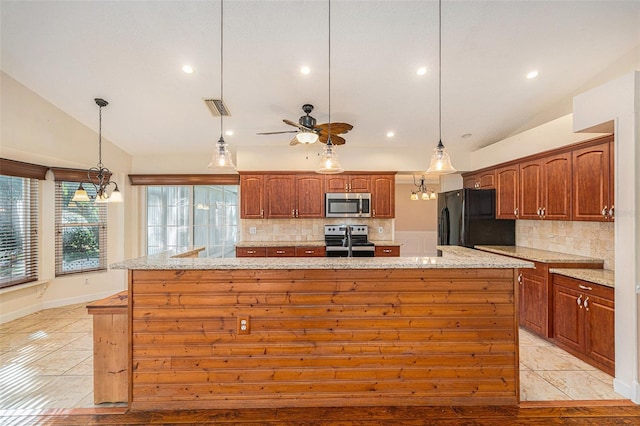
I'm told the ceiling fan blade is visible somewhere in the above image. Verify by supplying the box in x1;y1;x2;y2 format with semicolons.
329;134;346;145
256;130;298;135
289;135;300;146
315;122;353;135
283;119;302;128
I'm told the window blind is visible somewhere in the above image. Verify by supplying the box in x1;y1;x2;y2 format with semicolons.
0;175;39;288
55;181;107;276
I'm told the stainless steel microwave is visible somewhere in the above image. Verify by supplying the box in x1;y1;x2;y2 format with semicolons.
325;193;372;218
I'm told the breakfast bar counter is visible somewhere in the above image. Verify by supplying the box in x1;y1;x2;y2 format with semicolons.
112;247;532;410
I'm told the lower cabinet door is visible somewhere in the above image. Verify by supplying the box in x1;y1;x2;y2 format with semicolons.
584;294;615;373
521;271;547;336
553;284;583;353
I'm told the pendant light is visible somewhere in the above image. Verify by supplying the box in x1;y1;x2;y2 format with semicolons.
72;98;122;203
208;0;236;171
426;0;456;175
316;0;344;174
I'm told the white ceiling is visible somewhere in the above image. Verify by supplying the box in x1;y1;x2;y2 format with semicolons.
2;1;639;169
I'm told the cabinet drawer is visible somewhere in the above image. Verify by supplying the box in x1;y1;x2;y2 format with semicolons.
295;246;326;257
266;247;296;257
552;274;613;300
375;246;400;257
236;247;266;257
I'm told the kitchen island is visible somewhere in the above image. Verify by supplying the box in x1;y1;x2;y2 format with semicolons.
112;247;532;410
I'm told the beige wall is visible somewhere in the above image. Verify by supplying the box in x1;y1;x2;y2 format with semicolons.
0;72;133;323
394;184;438;232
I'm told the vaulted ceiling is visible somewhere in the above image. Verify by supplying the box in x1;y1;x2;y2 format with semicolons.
2;1;639;170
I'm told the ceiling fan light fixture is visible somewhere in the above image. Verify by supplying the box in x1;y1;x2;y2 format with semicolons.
296;131;319;144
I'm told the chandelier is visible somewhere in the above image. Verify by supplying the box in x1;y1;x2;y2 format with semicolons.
410;175;437;201
72;98;122;203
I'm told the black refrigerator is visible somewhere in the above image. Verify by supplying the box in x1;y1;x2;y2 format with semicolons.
437;188;515;248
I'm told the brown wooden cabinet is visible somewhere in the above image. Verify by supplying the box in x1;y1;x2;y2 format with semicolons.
552;274;614;375
572;138;614;221
495;164;519;219
518;262;549;336
236;247;267;257
375;245;400;257
294;175;325;218
240;175;265;219
295;246;326;257
462;170;495;189
519;153;571;221
264;175;296;218
325;174;371;193
371;174;395;218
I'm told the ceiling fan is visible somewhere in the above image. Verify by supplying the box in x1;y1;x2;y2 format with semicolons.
257;104;353;146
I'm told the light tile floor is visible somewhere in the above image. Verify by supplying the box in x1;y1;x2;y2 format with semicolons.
0;303;625;409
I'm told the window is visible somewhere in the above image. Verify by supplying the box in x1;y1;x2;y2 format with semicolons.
55;181;107;275
0;175;38;289
146;185;238;257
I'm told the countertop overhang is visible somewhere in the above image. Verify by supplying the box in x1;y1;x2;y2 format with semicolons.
111;246;532;270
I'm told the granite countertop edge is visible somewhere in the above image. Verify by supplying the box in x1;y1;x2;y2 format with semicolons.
475;245;604;264
111;246;532;271
235;241;401;248
550;268;615;288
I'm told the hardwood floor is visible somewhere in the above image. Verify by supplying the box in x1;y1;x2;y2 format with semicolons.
2;402;640;425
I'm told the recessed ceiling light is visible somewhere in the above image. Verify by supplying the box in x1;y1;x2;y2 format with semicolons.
526;70;539;79
225;130;234;136
386;131;395;138
416;67;427;76
300;66;311;75
461;133;472;139
182;65;194;74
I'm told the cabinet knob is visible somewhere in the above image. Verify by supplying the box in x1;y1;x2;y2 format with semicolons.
584;296;590;312
577;294;583;308
602;206;608;217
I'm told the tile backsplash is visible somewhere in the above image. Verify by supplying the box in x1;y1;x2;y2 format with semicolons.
516;220;614;270
240;218;395;243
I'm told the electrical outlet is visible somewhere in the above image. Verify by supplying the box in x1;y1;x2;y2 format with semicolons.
378;227;384;234
238;316;250;334
249;227;257;234
84;278;89;285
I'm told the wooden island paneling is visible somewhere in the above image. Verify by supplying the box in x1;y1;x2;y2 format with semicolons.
127;266;520;410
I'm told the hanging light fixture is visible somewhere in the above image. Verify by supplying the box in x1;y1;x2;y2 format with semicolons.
208;0;236;171
410;175;437;201
426;0;456;175
72;98;122;203
316;0;344;174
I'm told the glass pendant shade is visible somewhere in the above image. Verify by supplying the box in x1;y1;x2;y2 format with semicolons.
208;136;236;170
421;191;429;200
296;131;319;144
410;191;419;201
94;191;110;203
109;188;123;203
316;141;344;174
426;140;456;174
72;183;90;202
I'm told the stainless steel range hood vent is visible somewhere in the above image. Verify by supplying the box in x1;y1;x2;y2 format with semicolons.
203;99;231;117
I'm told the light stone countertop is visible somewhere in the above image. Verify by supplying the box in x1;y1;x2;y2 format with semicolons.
235;241;325;248
111;245;533;271
475;245;604;264
371;240;402;246
550;268;615;288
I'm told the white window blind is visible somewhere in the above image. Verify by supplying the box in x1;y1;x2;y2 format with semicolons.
0;175;38;288
55;181;107;276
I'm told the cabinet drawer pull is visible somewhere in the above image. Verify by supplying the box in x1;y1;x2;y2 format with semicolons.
584;296;590;311
276;250;285;254
304;250;314;254
578;284;593;291
577;295;583;308
383;249;392;253
247;250;256;254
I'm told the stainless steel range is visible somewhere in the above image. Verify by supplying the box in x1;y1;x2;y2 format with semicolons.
324;225;375;257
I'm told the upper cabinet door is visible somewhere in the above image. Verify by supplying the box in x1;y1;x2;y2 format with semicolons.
350;176;371;193
240;175;264;219
371;174;395;218
519;160;543;219
296;175;325;218
264;175;295;218
495;165;519;219
325;175;350;192
542;153;572;221
572;142;610;221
